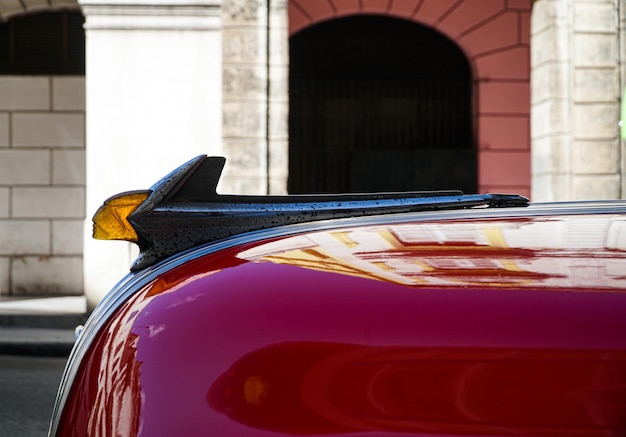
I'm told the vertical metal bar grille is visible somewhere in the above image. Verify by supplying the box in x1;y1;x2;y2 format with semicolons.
289;78;476;194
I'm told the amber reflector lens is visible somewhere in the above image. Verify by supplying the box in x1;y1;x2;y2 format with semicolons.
92;191;150;242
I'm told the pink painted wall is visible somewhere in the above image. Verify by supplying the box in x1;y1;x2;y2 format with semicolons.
289;0;532;198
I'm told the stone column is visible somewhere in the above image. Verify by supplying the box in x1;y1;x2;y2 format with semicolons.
220;0;289;195
531;0;621;201
620;0;626;198
80;0;223;309
531;0;570;201
267;0;289;195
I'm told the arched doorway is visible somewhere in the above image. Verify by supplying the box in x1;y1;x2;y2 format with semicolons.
288;15;475;194
0;10;85;74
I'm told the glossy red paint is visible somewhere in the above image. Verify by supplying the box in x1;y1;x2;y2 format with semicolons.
209;343;626;435
57;216;626;436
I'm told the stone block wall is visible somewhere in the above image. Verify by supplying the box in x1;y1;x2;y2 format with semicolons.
221;0;269;195
221;0;289;195
0;76;85;296
621;0;626;199
532;0;623;201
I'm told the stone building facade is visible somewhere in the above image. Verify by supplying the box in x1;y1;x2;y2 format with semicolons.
0;76;85;295
221;0;289;195
531;0;626;200
0;0;624;301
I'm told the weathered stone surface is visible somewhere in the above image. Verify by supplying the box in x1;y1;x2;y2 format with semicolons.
531;100;569;138
52;149;86;185
268;138;288;194
0;221;50;255
12;187;84;219
269;27;288;65
223;28;263;63
574;68;619;103
531;173;571;202
531;0;568;35
13;113;85;148
223;66;266;99
221;139;270;194
0;113;8;147
52;77;86;111
574;2;615;33
573;33;618;67
0;188;7;218
220;175;267;195
622;142;626;199
221;0;288;198
532;24;570;67
268;101;288;139
52;220;84;255
0;71;85;297
222;0;265;24
532;62;568;103
572;140;619;174
268;65;288;99
532;134;571;174
532;0;625;200
223;139;265;174
572;174;620;200
0;77;49;111
0;257;8;296
12;256;83;296
0;150;50;185
222;101;266;137
572;103;619;139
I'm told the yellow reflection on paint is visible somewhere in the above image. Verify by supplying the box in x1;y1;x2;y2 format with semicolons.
244;376;268;406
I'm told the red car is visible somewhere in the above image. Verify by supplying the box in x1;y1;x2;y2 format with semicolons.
49;156;626;436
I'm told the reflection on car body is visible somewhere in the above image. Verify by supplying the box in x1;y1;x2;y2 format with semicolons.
49;156;626;436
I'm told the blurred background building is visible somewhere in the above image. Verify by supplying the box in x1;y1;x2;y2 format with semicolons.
0;0;624;303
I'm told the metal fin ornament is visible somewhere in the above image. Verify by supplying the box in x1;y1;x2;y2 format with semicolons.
92;155;529;272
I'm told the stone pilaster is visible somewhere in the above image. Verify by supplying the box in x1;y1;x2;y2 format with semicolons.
267;0;289;195
571;0;621;199
531;0;573;201
221;0;267;194
532;0;622;201
221;0;288;194
620;0;626;198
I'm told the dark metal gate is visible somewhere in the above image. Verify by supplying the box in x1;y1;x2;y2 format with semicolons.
289;78;476;194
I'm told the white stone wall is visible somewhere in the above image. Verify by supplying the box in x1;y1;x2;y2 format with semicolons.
0;76;85;296
80;0;223;309
532;0;623;200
